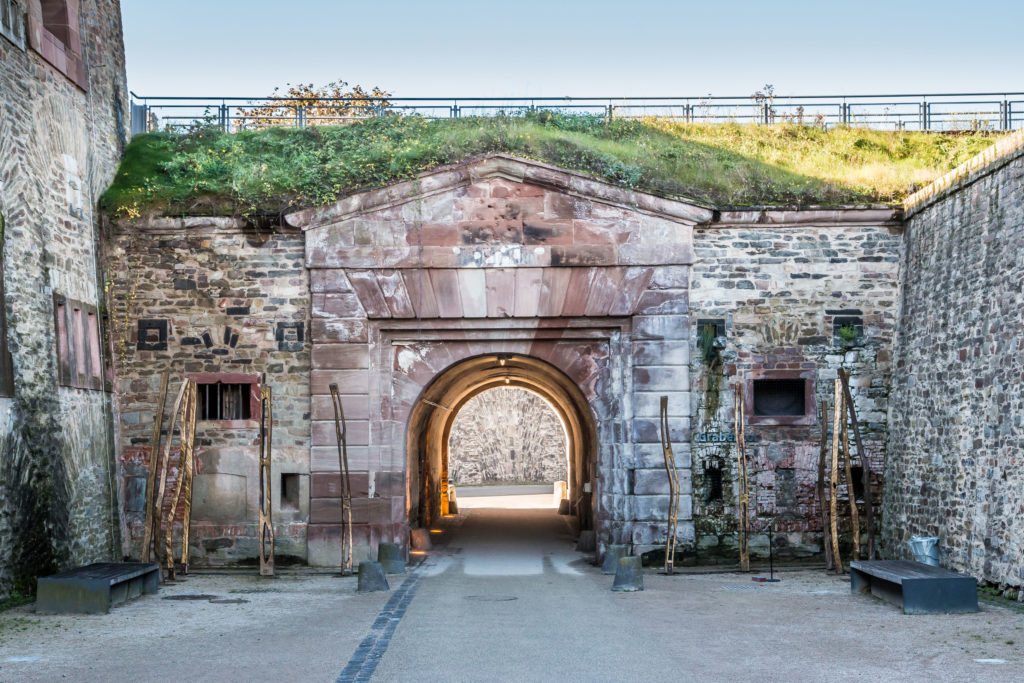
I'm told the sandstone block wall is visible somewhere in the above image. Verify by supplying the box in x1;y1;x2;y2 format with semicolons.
886;145;1024;594
106;219;310;565
295;156;708;563
690;213;901;562
0;0;127;594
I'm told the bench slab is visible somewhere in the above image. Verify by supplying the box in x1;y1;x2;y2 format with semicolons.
850;560;977;614
37;562;160;614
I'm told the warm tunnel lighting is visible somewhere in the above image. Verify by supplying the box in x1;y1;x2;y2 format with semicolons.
429;529;443;534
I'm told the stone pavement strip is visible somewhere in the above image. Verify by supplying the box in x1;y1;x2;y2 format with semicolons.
0;506;1022;682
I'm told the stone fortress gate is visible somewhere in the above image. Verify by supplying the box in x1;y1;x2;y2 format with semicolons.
111;153;901;567
294;155;714;564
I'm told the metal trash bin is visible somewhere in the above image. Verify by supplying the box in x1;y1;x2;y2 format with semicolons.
909;536;940;566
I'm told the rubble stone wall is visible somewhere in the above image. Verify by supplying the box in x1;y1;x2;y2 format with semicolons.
886;145;1024;594
690;215;901;562
448;386;567;485
0;0;127;594
106;219;310;565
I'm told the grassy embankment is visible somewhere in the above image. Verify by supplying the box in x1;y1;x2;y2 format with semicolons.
101;112;1003;218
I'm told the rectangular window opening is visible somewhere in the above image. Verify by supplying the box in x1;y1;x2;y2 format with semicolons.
704;465;723;502
281;473;300;511
40;0;71;44
850;465;865;502
197;382;252;421
833;316;864;342
752;379;807;417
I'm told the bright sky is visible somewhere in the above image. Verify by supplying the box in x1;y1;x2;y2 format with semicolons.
123;0;1023;99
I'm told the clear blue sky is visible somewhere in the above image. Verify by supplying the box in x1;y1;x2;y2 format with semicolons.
123;0;1023;98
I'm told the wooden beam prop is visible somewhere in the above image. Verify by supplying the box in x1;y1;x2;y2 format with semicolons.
153;379;188;573
660;396;679;574
258;384;275;576
178;380;198;573
142;371;169;563
816;399;834;571
329;383;354;575
829;379;844;573
841;396;860;561
164;380;197;580
838;368;875;559
734;384;750;572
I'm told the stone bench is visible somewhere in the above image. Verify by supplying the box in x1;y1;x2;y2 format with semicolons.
850;560;977;614
36;562;160;614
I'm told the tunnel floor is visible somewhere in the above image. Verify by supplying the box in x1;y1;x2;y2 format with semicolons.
425;505;582;577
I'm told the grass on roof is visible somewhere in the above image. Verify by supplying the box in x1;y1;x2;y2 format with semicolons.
100;112;1004;218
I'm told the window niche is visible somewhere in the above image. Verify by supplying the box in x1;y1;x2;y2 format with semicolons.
833;316;864;347
703;464;723;503
136;319;168;351
54;294;103;390
188;373;260;425
26;0;87;89
0;0;27;49
745;371;815;426
276;321;304;352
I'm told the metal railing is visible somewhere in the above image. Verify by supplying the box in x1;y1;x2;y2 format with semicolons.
129;91;1024;135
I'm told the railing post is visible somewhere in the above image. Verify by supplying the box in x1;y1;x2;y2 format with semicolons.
220;104;229;132
763;102;770;125
1001;100;1010;130
919;102;926;131
296;105;305;128
685;103;693;123
606;103;613;121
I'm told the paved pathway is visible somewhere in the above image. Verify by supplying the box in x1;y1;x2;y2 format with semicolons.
0;506;1021;681
365;507;1023;683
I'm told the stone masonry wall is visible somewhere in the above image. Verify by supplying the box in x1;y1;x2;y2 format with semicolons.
106;218;310;565
886;146;1024;595
690;214;901;563
448;386;567;485
0;0;127;595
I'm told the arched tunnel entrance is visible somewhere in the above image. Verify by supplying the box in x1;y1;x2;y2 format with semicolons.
447;386;569;508
406;354;598;531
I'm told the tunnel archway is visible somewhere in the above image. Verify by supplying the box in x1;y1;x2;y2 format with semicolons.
446;386;569;500
406;354;598;531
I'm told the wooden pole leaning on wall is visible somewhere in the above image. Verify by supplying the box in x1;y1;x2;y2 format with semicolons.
258;382;275;577
838;368;874;560
840;395;860;561
164;379;197;580
178;381;198;574
329;383;354;575
829;379;844;574
660;396;679;575
816;399;834;572
153;379;189;575
142;371;169;564
734;384;750;572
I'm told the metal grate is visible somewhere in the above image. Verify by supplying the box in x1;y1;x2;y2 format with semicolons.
197;382;251;420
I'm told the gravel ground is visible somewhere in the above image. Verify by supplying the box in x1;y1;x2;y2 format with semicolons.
0;507;1021;682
